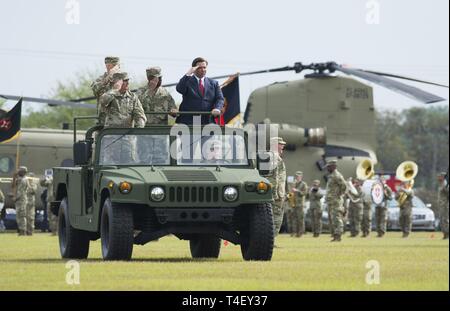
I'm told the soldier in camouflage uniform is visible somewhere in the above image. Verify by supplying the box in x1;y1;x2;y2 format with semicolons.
14;166;29;236
346;178;364;237
266;137;287;238
136;67;177;164
286;182;295;236
396;181;415;238
437;172;449;240
361;186;373;238
40;173;57;235
0;188;5;232
308;179;323;237
91;56;121;113
325;160;347;242
98;72;147;165
374;177;393;238
290;171;308;237
137;67;178;126
25;173;38;236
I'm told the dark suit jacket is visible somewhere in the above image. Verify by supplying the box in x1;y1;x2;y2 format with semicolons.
176;75;224;124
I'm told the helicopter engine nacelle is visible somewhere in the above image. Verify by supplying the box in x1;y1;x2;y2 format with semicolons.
276;124;326;148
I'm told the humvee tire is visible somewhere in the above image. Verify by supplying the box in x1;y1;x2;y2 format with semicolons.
58;198;90;259
240;203;274;261
189;235;221;259
100;198;134;261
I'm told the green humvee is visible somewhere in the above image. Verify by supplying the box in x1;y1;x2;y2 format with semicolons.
51;119;275;261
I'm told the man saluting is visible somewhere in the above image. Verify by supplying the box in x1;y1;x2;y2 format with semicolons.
176;57;224;125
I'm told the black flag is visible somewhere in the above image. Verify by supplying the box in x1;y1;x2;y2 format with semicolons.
219;75;241;126
0;98;22;143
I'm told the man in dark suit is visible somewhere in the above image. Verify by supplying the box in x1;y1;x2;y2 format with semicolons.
176;57;224;125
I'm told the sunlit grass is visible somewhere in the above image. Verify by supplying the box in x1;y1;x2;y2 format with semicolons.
0;231;447;290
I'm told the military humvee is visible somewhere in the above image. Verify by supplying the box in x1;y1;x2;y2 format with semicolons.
51;116;275;261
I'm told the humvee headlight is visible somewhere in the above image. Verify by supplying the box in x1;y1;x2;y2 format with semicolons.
150;187;165;202
256;182;269;194
223;187;238;202
119;182;132;194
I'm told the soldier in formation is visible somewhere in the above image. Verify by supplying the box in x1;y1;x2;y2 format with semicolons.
308;179;323;237
40;172;57;235
325;160;347;242
361;187;373;238
396;180;415;238
290;171;308;237
266;137;287;239
14;166;29;236
25;172;38;236
437;172;449;240
374;177;393;238
346;178;364;237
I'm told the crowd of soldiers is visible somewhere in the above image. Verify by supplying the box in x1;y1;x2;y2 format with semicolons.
266;136;449;242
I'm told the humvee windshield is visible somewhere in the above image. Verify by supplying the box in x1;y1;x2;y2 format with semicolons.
98;133;248;166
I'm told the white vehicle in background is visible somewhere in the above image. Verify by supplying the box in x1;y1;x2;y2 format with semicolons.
384;197;436;231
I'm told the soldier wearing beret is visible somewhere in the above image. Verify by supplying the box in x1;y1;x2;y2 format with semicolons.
325;160;347;242
91;56;121;112
290;171;308;237
266;137;287;239
437;172;449;240
137;67;178;126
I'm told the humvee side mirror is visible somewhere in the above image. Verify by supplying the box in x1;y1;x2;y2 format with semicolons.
257;151;274;176
74;141;92;166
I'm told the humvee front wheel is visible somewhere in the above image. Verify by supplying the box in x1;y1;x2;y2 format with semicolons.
100;198;134;261
58;198;90;259
240;203;274;261
189;235;221;259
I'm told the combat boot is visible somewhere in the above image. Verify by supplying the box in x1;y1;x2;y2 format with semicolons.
402;232;409;238
18;230;26;236
377;232;383;238
443;233;449;240
26;231;33;236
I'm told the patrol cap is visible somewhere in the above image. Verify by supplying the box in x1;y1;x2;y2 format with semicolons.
270;136;286;145
326;159;338;167
438;172;447;177
146;67;162;78
312;179;321;185
105;56;120;65
112;72;129;82
295;171;303;177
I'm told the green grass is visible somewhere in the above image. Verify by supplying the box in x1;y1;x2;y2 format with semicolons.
0;231;448;290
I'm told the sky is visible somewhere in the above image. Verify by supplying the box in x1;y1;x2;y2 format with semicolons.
0;0;448;114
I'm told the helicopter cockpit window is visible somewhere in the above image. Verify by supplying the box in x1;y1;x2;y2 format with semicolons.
0;156;14;174
99;134;170;166
176;134;248;166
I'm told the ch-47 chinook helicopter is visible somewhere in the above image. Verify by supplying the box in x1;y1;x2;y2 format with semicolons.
1;61;448;202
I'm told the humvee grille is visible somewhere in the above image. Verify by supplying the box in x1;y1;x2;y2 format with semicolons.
162;170;217;182
168;186;220;203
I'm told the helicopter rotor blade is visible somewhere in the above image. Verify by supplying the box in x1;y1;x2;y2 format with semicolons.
330;63;446;104
361;70;449;88
0;94;96;109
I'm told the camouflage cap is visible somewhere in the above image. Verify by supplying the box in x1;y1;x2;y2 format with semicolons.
270;136;286;145
105;56;120;65
146;67;162;78
295;171;303;177
326;159;338;166
112;72;129;82
312;179;321;185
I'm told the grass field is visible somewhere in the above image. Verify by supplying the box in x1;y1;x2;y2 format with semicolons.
0;231;448;291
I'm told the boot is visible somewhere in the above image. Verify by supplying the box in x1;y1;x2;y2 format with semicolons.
443;233;449;240
377;232;383;238
313;233;319;238
18;230;26;236
335;234;342;242
26;230;33;236
402;232;409;238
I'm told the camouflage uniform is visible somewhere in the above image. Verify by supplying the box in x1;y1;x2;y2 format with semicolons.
137;86;176;126
437;175;449;239
396;186;414;237
14;172;29;236
25;176;38;235
308;182;323;237
40;175;57;235
346;184;364;237
98;79;147;165
291;177;308;237
374;183;393;237
0;189;5;232
266;145;287;237
325;165;347;241
361;194;372;237
91;56;120;113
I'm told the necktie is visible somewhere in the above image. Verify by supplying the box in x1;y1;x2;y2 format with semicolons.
199;79;205;96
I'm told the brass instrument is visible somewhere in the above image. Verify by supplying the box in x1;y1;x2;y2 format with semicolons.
346;177;361;203
356;159;375;181
396;161;418;206
287;191;296;208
